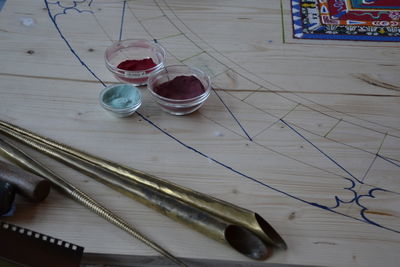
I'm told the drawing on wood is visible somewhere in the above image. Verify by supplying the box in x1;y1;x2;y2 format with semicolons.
291;0;400;41
43;0;400;237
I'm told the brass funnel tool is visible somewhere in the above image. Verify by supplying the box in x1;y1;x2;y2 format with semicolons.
0;119;286;261
0;138;186;267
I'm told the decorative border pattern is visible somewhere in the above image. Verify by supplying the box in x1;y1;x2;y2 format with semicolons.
291;0;400;41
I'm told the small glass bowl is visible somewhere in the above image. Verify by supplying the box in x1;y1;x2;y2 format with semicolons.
105;39;165;86
99;84;142;117
147;65;211;115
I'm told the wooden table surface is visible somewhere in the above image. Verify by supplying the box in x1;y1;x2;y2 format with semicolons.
1;0;399;266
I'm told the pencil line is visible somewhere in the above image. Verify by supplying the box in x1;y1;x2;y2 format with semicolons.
280;0;286;43
160;0;400;135
212;89;253;141
324;118;342;137
43;0;400;235
361;155;378;183
281;119;363;184
119;1;127;41
377;154;400;168
376;133;387;154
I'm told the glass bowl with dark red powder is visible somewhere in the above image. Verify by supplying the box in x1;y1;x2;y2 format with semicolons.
105;39;165;86
147;65;211;115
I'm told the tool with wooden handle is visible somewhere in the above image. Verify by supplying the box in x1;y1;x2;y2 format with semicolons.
0;138;186;267
0;181;15;216
0;160;51;202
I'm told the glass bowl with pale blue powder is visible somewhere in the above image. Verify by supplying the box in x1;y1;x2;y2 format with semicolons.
99;84;142;117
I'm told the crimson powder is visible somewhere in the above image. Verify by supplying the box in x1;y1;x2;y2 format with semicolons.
154;75;205;100
117;58;157;71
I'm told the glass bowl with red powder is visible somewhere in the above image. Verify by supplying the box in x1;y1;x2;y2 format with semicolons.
147;65;211;115
105;39;165;86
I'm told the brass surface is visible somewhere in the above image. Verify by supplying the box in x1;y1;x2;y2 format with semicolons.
0;119;286;260
0;138;186;267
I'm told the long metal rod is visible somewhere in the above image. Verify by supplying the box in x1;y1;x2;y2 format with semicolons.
0;120;286;250
0;125;273;261
0;138;186;267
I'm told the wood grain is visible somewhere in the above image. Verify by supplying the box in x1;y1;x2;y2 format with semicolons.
0;0;399;266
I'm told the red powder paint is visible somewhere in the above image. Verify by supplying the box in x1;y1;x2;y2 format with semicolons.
154;75;205;100
117;58;157;71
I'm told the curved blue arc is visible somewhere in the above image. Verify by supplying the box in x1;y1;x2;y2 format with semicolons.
44;0;105;87
329;177;358;209
48;0;86;9
53;8;93;21
356;188;388;227
43;0;400;234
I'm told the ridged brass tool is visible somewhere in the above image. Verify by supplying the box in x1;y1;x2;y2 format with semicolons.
0;138;186;267
0;119;286;261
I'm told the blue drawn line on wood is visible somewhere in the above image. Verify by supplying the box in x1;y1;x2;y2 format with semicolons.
361;155;378;183
44;0;105;87
43;0;400;234
119;1;127;41
280;119;363;184
0;0;6;12
212;89;253;141
48;0;86;9
151;1;252;141
88;0;94;7
137;112;305;203
49;1;93;21
53;7;93;21
329;177;358;209
357;188;388;227
377;154;400;168
138;113;400;234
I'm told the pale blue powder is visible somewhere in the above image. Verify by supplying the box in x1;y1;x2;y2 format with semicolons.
102;84;141;109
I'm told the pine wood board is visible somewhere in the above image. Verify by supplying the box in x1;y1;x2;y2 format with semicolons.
0;0;399;266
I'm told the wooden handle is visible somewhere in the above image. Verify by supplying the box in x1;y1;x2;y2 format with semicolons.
0;161;51;202
0;181;15;215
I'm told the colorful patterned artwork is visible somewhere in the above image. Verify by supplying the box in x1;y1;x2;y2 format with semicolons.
291;0;400;41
